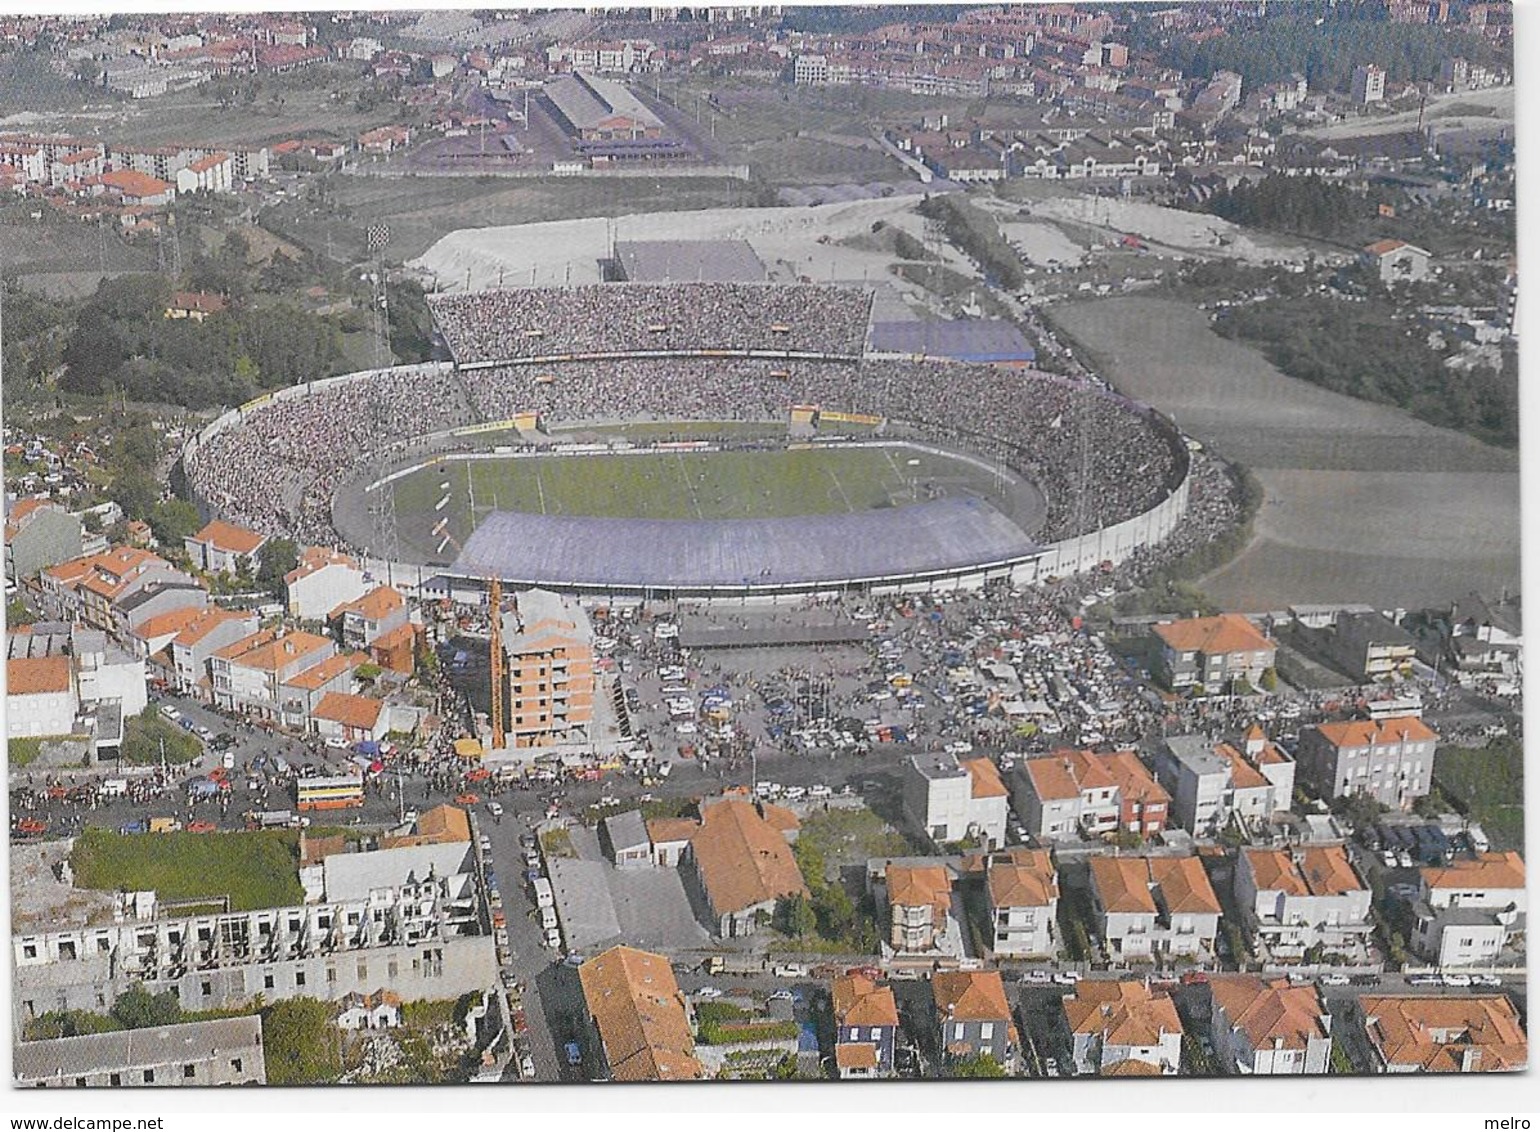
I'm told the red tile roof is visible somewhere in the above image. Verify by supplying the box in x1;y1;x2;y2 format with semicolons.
1153;613;1273;656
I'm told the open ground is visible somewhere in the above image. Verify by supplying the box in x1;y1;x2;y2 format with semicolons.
1049;296;1519;611
385;440;1040;565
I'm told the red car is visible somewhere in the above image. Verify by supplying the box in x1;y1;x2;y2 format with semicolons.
465;768;492;783
187;821;218;834
1179;971;1210;986
15;818;47;837
846;966;882;981
455;792;481;805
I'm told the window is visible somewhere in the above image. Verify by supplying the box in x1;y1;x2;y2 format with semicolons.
22;944;36;959
75;1078;87;1087
110;1074;121;1087
143;1069;155;1084
357;961;368;981
57;941;76;960
263;974;275;990
231;1059;243;1074
327;968;337;983
849;1027;862;1042
201;981;212;996
295;971;306;987
387;961;398;979
184;1065;196;1080
980;1022;994;1040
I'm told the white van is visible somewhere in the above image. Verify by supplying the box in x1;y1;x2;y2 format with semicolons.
540;906;558;931
532;877;554;910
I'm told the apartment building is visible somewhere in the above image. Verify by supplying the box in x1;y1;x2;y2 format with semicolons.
1295;716;1438;810
985;848;1059;958
1235;845;1374;960
1088;854;1222;961
497;588;595;750
903;752;1009;849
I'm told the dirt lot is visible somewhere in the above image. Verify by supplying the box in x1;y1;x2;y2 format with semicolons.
1050;296;1520;611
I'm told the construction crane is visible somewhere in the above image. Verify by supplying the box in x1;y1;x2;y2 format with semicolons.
488;575;505;752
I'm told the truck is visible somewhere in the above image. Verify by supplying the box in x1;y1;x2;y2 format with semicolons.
700;955;766;977
253;809;294;829
99;779;128;799
532;877;554;910
149;817;181;834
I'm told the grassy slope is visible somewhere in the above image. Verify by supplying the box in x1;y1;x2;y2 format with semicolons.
71;829;304;911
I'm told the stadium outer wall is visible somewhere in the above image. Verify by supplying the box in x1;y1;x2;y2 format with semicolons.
179;362;1192;603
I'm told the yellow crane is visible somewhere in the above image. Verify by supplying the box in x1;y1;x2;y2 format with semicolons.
488;575;505;751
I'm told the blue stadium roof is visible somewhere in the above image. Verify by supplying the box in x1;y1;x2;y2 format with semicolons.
868;320;1036;364
448;498;1038;593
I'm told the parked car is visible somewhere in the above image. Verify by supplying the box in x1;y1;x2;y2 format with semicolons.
564;1042;582;1067
486;801;503;818
1408;975;1442;986
1022;970;1052;985
1471;974;1503;988
1053;971;1082;986
1441;972;1473;988
1318;973;1350;987
695;986;724;1000
772;963;809;978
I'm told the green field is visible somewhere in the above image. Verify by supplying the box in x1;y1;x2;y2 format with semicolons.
71;829;304;912
391;442;1012;561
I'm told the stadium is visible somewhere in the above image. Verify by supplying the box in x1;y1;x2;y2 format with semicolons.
179;278;1193;601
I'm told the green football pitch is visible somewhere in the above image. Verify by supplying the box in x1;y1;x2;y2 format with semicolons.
389;443;1013;559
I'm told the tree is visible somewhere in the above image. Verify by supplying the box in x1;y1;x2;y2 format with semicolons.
950;1052;1007;1078
108;469;158;523
81;510;104;535
110;984;182;1029
147;498;201;546
255;537;299;599
1259;667;1279;693
261;998;342;1085
778;893;816;941
7;597;37;627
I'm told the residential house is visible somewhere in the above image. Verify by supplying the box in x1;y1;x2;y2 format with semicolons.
646;818;698;868
335;989;402;1031
1361;239;1431;286
831;974;899;1079
333;585;408;650
14;1016;266;1088
285;546;369;621
1156;728;1293;836
1358;994;1526;1072
94;169;176;207
184;519;266;576
279;650;366;728
600;810;651;869
174;152;233;194
1064;980;1182;1075
1087;854;1223;960
111;580;208;645
1152;613;1275;691
577;946;703;1081
1234;845;1374;960
885;863;956;955
1295;716;1438;810
169;608;259;699
932;970;1018;1071
986;848;1059;958
1351;63;1386;104
6;653;77;738
163;291;228;322
1013;748;1169;839
1446;591;1521;683
40;546;195;635
310;691;387;744
1314;611;1418;681
4;498;83;583
1411;852;1526;968
1209;976;1332;1075
684;798;807;937
209;628;335;720
126;605;208;669
903;751;1008;849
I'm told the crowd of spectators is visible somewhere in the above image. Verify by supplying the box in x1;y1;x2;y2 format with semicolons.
184;365;476;545
184;286;1188;555
428;283;874;364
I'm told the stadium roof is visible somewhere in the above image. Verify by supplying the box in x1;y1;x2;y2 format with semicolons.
868;319;1036;364
448;498;1039;593
614;239;767;283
